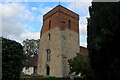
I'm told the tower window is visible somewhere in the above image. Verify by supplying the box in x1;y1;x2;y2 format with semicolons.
46;49;51;61
49;21;51;29
68;20;71;29
48;33;51;40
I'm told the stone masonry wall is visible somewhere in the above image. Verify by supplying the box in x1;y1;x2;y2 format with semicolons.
38;27;79;77
38;5;80;77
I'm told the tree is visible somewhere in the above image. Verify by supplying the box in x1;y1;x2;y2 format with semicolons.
68;53;94;79
23;39;40;57
87;2;120;80
2;37;26;80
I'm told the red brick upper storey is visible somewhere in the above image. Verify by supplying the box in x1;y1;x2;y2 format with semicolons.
43;5;79;20
40;5;79;37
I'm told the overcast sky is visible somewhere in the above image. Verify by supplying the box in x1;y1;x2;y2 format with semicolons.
1;0;92;47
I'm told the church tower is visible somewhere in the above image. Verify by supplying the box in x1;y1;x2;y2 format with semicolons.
37;5;80;77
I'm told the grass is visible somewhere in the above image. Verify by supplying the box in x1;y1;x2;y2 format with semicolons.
20;74;43;78
20;74;85;80
39;77;69;80
20;76;69;80
20;77;85;80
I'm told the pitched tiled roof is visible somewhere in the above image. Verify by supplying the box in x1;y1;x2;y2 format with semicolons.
25;54;38;67
80;46;88;55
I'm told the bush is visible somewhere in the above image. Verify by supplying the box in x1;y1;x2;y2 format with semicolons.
2;37;26;80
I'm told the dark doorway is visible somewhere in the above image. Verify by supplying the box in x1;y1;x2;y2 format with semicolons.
46;65;50;76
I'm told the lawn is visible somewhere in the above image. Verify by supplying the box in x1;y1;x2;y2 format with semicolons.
20;77;85;80
20;74;84;80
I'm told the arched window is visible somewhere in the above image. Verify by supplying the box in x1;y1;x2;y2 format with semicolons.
68;20;71;29
48;33;51;40
46;49;51;61
49;21;51;29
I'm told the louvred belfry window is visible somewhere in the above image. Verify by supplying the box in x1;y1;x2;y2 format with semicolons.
68;20;71;29
49;21;51;29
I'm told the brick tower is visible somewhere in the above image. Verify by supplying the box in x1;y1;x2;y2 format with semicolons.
37;5;80;77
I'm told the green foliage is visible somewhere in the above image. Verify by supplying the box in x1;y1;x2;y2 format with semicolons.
88;2;120;80
0;37;2;80
23;39;40;57
68;53;94;79
2;37;26;80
